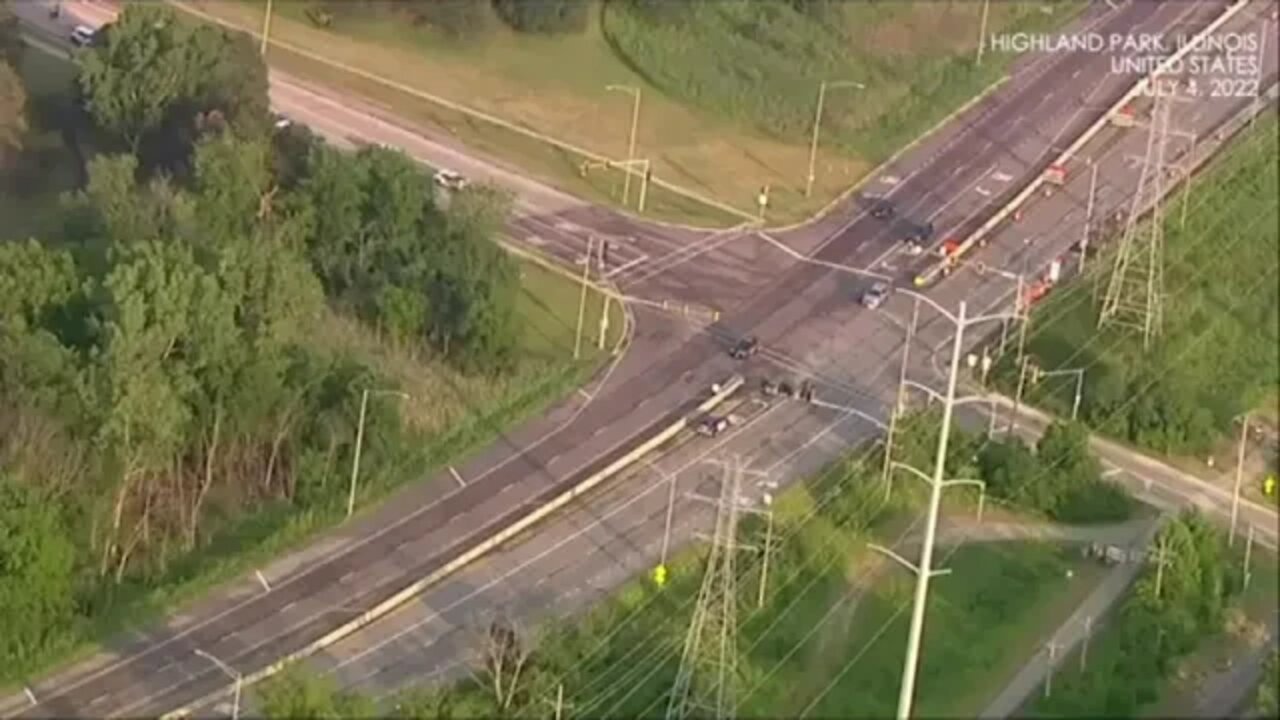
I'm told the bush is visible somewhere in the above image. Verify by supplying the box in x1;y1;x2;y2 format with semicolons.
491;0;590;34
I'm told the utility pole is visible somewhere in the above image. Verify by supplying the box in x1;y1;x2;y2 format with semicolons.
606;85;642;206
1043;640;1061;699
882;299;920;500
260;0;273;56
667;456;771;720
194;649;241;720
1230;413;1250;546
348;388;409;518
1152;532;1174;599
574;236;596;361
1099;78;1193;350
1081;161;1098;274
1006;275;1031;435
596;239;611;351
1243;525;1255;590
875;293;1016;720
975;0;992;65
1080;616;1093;672
1036;367;1086;421
805;80;864;197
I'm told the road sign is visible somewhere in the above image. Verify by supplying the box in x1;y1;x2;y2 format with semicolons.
652;564;668;587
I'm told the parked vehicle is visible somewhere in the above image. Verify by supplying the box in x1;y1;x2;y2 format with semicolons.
730;336;760;360
70;25;97;47
433;169;468;191
696;416;730;438
861;282;890;309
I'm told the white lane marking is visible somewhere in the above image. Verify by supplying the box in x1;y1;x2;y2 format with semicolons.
449;466;465;487
993;171;1014;182
976;186;992;197
324;402;790;674
524;234;546;246
603;254;648;279
881;175;901;185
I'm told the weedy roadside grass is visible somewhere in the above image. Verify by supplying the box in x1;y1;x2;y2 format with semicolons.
176;0;1082;226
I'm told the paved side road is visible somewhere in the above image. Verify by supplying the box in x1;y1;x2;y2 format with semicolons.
979;517;1164;719
993;397;1279;550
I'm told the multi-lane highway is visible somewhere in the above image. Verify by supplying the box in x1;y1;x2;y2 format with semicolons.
4;0;1277;716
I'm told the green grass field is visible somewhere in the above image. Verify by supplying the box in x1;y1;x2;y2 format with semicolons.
1010;115;1279;455
175;0;1081;225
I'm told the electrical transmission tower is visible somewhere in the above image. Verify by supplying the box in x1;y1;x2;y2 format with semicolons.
666;456;771;720
1098;78;1195;350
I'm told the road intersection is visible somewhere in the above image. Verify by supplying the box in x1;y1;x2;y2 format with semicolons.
4;0;1277;716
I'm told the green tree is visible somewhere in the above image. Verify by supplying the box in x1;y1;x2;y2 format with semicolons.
77;5;199;152
298;143;367;294
1256;648;1279;716
256;666;375;718
0;474;78;668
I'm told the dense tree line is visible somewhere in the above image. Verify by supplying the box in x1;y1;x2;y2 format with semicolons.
0;4;520;679
978;421;1133;523
0;4;24;168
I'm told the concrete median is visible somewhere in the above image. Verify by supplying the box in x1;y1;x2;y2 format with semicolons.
161;375;746;718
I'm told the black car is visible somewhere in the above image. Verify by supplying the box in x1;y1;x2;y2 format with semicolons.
905;222;934;243
871;200;895;220
730;336;760;360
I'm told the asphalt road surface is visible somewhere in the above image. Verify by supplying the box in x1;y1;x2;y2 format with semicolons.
4;0;1277;716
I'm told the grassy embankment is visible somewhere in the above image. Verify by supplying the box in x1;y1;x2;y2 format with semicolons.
176;0;1083;226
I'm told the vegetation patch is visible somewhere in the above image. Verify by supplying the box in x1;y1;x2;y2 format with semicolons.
0;5;618;688
1000;115;1279;457
177;0;1081;224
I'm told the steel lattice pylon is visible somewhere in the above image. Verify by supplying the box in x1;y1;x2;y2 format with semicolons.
1098;81;1190;350
666;459;751;720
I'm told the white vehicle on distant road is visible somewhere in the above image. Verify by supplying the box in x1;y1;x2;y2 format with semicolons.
70;24;96;47
861;282;891;309
433;169;468;191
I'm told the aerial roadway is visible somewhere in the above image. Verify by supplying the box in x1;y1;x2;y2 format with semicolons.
4;0;1277;716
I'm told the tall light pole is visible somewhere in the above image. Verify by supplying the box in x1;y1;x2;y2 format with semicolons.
260;0;273;56
349;388;410;519
1037;367;1086;421
574;236;596;361
883;299;920;499
1081;160;1099;274
1230;413;1250;546
887;291;1020;720
606;85;642;207
975;0;992;65
194;649;241;720
806;80;864;198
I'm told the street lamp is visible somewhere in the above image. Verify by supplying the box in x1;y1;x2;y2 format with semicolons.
887;289;1020;720
1230;412;1251;546
260;0;273;56
1036;367;1086;421
606;85;642;207
806;79;865;198
194;649;241;720
642;457;678;570
349;388;411;518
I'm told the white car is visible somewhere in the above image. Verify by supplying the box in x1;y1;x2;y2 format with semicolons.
70;25;97;47
433;169;468;191
272;114;292;130
861;282;890;309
